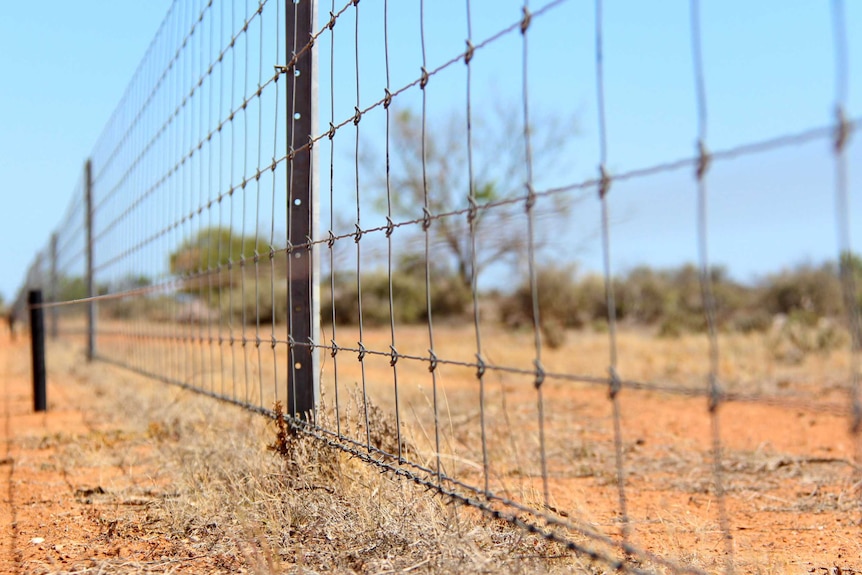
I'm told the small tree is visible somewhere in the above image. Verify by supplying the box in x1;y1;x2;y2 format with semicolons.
363;104;578;288
169;227;262;277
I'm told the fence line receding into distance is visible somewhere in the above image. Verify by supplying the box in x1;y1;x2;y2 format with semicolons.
14;0;861;573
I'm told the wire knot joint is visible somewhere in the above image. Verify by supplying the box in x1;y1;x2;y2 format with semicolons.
835;105;851;153
707;374;722;413
696;139;711;181
598;165;611;199
476;354;486;379
464;40;475;65
422;207;432;231
608;366;621;399
520;7;532;34
428;349;438;373
525;184;536;211
533;359;545;389
467;195;479;224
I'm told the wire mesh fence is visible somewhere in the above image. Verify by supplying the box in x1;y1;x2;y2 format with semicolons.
14;0;862;572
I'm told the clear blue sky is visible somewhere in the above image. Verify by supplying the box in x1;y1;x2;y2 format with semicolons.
1;1;860;304
0;1;171;303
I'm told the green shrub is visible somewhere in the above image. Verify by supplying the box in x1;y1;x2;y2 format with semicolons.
729;309;773;334
498;264;583;348
321;266;470;326
760;264;844;318
499;265;580;328
103;296;176;322
622;266;668;324
219;279;289;325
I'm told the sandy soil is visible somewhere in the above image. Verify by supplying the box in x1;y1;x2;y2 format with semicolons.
0;331;236;574
2;323;862;574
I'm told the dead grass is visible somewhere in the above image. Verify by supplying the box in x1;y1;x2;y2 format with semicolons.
42;339;589;574
30;322;862;574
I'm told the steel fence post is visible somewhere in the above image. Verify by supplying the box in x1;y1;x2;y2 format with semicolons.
85;159;96;361
285;0;318;419
29;290;47;412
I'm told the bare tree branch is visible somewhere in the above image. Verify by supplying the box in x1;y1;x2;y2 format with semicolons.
362;103;581;287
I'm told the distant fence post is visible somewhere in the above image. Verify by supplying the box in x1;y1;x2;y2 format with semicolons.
49;232;59;339
285;0;318;419
85;159;96;361
28;290;47;412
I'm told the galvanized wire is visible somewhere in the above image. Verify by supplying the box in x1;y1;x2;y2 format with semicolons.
594;0;631;550
689;2;734;571
383;0;404;462
419;0;443;485
353;0;373;451
464;0;490;496
830;0;862;509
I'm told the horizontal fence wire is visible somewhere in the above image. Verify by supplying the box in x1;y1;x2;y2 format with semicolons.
15;0;861;572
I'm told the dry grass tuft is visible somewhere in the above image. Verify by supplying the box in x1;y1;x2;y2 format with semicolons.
63;348;581;574
35;325;860;574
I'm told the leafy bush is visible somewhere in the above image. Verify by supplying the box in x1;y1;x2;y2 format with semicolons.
498;264;583;349
622;266;669;324
103;296;176;322
760;263;844;318
498;262;777;341
220;279;289;325
321;265;470;327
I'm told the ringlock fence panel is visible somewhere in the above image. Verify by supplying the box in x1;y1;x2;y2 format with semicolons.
16;0;862;572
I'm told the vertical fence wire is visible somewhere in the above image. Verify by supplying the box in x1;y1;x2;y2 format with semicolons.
353;0;373;450
464;0;490;496
254;0;266;407
270;0;281;407
208;0;218;398
689;1;734;571
328;0;342;437
594;0;631;548
419;0;442;485
519;0;550;509
830;0;862;505
383;0;403;462
227;0;237;402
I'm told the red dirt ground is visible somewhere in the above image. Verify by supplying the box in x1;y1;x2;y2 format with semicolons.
0;331;235;574
3;323;862;574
